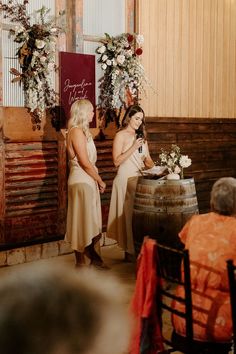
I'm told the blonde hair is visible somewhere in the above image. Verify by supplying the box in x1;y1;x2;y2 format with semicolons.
67;99;93;140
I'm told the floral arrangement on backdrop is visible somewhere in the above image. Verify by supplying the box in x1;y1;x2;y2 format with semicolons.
96;32;148;128
0;0;65;130
159;144;192;179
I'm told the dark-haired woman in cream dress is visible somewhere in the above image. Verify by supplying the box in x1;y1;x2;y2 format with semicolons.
65;99;107;268
107;105;154;260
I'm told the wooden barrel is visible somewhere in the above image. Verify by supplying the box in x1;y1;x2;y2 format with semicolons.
133;176;199;256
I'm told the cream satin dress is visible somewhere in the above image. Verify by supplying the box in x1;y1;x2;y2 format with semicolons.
65;128;102;252
107;137;148;255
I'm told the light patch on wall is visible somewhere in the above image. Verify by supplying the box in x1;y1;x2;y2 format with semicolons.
82;0;125;104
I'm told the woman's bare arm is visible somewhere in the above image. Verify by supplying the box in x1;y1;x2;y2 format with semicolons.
69;128;106;192
112;132;143;167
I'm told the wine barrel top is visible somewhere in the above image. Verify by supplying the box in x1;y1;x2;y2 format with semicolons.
134;176;198;213
138;176;195;185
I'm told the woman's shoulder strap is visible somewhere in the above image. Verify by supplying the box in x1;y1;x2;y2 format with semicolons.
67;125;78;134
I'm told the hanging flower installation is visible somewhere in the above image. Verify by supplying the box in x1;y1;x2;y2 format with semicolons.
0;0;65;130
96;32;148;128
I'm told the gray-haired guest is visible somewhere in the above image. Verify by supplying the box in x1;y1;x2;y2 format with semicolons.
172;177;236;353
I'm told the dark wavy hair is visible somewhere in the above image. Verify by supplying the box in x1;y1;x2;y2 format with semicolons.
120;105;147;139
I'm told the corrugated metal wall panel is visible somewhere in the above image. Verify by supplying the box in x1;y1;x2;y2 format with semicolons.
83;0;125;37
5;141;58;217
83;0;126;104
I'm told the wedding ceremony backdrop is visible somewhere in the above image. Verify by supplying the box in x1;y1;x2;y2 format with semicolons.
0;0;235;256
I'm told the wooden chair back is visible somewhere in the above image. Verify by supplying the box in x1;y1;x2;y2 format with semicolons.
227;259;236;352
156;243;193;353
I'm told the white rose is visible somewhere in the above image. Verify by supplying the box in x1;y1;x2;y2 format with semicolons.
97;45;106;54
40;56;47;63
126;49;132;57
48;62;55;70
117;54;125;65
101;63;107;70
159;153;167;163
35;39;45;49
112;58;117;66
179;155;191;168
106;59;112;66
136;34;144;45
15;25;25;34
50;28;58;33
174;165;181;174
102;54;108;62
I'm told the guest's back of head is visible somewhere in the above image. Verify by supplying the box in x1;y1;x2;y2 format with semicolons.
0;264;130;354
210;177;236;216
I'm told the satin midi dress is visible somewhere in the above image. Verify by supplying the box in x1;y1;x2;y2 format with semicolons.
65;136;102;252
107;138;148;255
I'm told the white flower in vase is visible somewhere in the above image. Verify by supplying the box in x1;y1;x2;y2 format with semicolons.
159;144;192;179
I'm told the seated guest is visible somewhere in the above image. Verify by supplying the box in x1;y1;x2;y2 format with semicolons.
0;264;130;354
172;177;236;353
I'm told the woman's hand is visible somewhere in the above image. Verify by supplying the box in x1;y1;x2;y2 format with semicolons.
113;131;144;168
98;180;106;194
144;157;155;169
133;137;143;151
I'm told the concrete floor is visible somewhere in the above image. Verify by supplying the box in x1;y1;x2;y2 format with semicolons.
0;237;179;353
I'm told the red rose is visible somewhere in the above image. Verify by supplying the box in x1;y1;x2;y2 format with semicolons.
135;48;143;55
127;34;134;43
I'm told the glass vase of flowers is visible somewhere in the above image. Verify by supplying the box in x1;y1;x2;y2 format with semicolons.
0;1;65;130
96;32;148;129
159;144;192;179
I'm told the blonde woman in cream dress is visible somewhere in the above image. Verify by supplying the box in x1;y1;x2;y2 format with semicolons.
107;105;154;260
65;99;107;268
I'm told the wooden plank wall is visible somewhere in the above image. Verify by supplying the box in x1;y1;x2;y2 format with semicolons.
1;117;236;248
146;117;236;213
136;0;236;119
95;139;115;231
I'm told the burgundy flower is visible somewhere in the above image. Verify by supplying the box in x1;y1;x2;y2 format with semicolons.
135;48;143;56
127;34;134;43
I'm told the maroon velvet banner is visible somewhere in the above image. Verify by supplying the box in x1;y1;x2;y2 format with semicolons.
59;52;96;127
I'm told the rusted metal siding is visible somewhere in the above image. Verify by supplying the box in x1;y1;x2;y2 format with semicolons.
5;142;58;216
1;139;67;247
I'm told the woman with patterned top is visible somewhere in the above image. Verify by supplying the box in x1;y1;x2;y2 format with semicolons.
172;177;236;353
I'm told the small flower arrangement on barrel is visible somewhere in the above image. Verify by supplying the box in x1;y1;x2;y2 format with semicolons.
159;144;192;179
